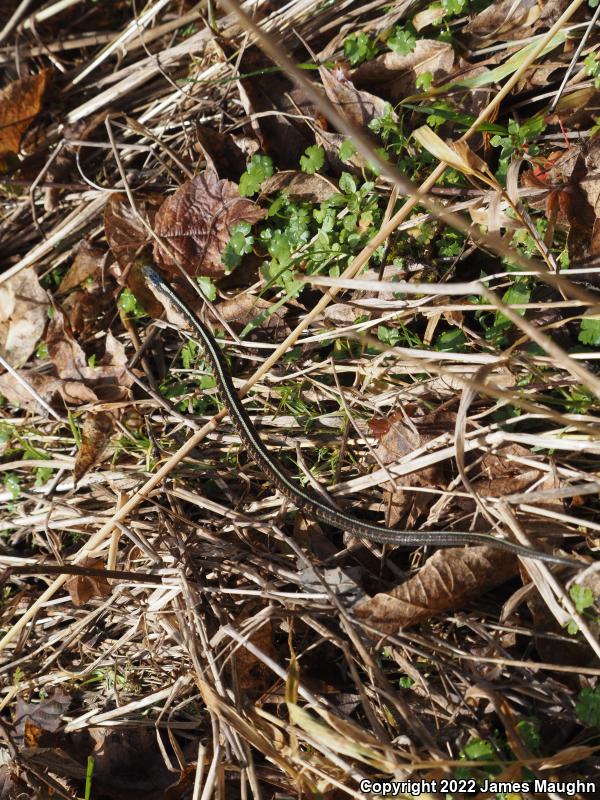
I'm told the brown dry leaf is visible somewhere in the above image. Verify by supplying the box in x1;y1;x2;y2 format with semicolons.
194;124;247;181
471;444;560;499
217;293;289;339
0;268;49;367
260;170;338;203
355;546;518;632
104;193;163;316
464;0;540;41
234;53;315;168
370;409;452;527
234;606;276;692
57;240;107;294
47;309;132;402
56;240;115;336
351;40;454;102
65;556;111;606
0;370;98;412
86;727;188;800
0;70;51;170
104;193;162;270
153;171;266;278
14;687;71;741
581;135;600;217
73;411;116;485
319;65;390;128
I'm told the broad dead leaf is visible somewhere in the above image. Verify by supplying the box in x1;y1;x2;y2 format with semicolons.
355;546;518;631
65;556;111;606
234;604;276;692
260;170;338;203
73;411;116;485
0;370;97;412
104;193;163;316
351;40;454;102
319;65;391;128
194;124;247;181
47;309;132;402
581;135;600;216
234;52;315;168
153;171;266;277
0;70;51;170
57;240;114;336
464;0;540;41
465;0;569;42
370;409;452;527
57;239;107;294
14;687;71;742
0;268;49;366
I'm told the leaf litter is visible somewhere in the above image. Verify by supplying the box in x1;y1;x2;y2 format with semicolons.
1;0;600;797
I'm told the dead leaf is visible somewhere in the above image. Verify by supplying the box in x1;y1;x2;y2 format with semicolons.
85;727;188;799
260;170;338;202
65;556;111;606
194;124;247;181
234;52;315;168
104;193;163;316
0;370;98;412
581;135;600;216
234;604;276;692
351;40;454;102
319;65;391;128
217;293;289;340
0;268;49;367
73;411;116;485
57;240;107;294
355;546;518;631
464;0;540;41
0;70;51;170
370;409;453;527
153;171;266;278
14;688;71;742
46;309;132;402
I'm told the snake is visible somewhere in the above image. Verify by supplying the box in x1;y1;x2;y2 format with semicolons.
143;265;581;570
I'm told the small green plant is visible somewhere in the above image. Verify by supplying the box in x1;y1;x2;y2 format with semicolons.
578;317;600;346
387;24;416;55
415;71;433;91
343;31;378;65
118;288;146;318
565;583;596;634
4;473;20;500
197;275;217;301
584;52;600;88
490;116;547;181
576;686;600;726
300;145;325;174
238;154;274;197
222;221;255;270
475;282;531;348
